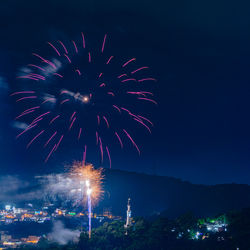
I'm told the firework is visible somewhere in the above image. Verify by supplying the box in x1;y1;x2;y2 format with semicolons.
86;179;92;238
71;162;103;237
70;162;104;206
11;34;157;166
39;162;103;209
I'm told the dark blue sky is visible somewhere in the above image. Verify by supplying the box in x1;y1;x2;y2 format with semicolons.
0;0;250;184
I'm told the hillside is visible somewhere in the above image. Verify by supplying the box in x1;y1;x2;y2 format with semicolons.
100;169;250;218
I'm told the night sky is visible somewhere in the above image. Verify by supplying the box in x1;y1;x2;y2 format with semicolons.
0;0;249;184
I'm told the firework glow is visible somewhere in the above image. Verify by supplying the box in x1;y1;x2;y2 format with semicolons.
39;162;103;211
70;162;104;206
71;162;103;238
11;34;157;167
86;179;92;238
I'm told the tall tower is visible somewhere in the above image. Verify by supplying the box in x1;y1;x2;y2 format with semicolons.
125;198;132;229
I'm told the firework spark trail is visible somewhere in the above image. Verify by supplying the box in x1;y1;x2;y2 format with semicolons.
121;107;131;114
64;54;72;63
69;117;76;130
49;115;60;125
16;96;37;102
58;40;68;54
112;105;121;113
72;41;78;53
96;131;99;145
45;144;57;163
47;42;61;56
60;90;69;95
117;74;127;78
127;91;153;97
70;111;76;121
10;91;36;96
133;118;151;133
78;128;82;140
29;73;46;79
138;78;156;82
42;98;56;104
75;69;81;76
138;97;158;105
44;131;57;148
106;56;113;64
127;112;139;120
122;58;136;67
28;64;46;71
27;130;45;148
15;110;35;119
106;146;111;168
126;91;145;96
30;117;44;126
55;135;64;151
16;123;38;139
140;91;154;96
137;115;154;126
97;115;100;126
99;137;103;162
123;129;140;155
121;78;136;83
53;73;63;78
15;106;40;119
88;52;91;63
83;145;87;164
60;99;70;105
81;32;86;48
124;112;151;129
102;116;109;128
27;73;45;80
32;53;56;69
115;132;123;148
17;76;39;81
107;92;115;96
21;106;40;113
32;111;51;124
131;66;149;74
101;34;107;53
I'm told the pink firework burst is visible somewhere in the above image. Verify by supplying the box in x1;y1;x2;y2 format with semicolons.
12;33;157;166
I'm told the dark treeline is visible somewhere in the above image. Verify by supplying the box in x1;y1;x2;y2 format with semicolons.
18;207;250;250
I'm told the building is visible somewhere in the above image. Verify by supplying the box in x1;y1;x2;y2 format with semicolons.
1;233;11;242
26;236;40;244
125;198;132;229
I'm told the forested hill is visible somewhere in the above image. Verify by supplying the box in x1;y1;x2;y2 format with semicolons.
99;169;250;218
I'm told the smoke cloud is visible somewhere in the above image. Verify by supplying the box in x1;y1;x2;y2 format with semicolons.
48;221;80;245
0;174;86;206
